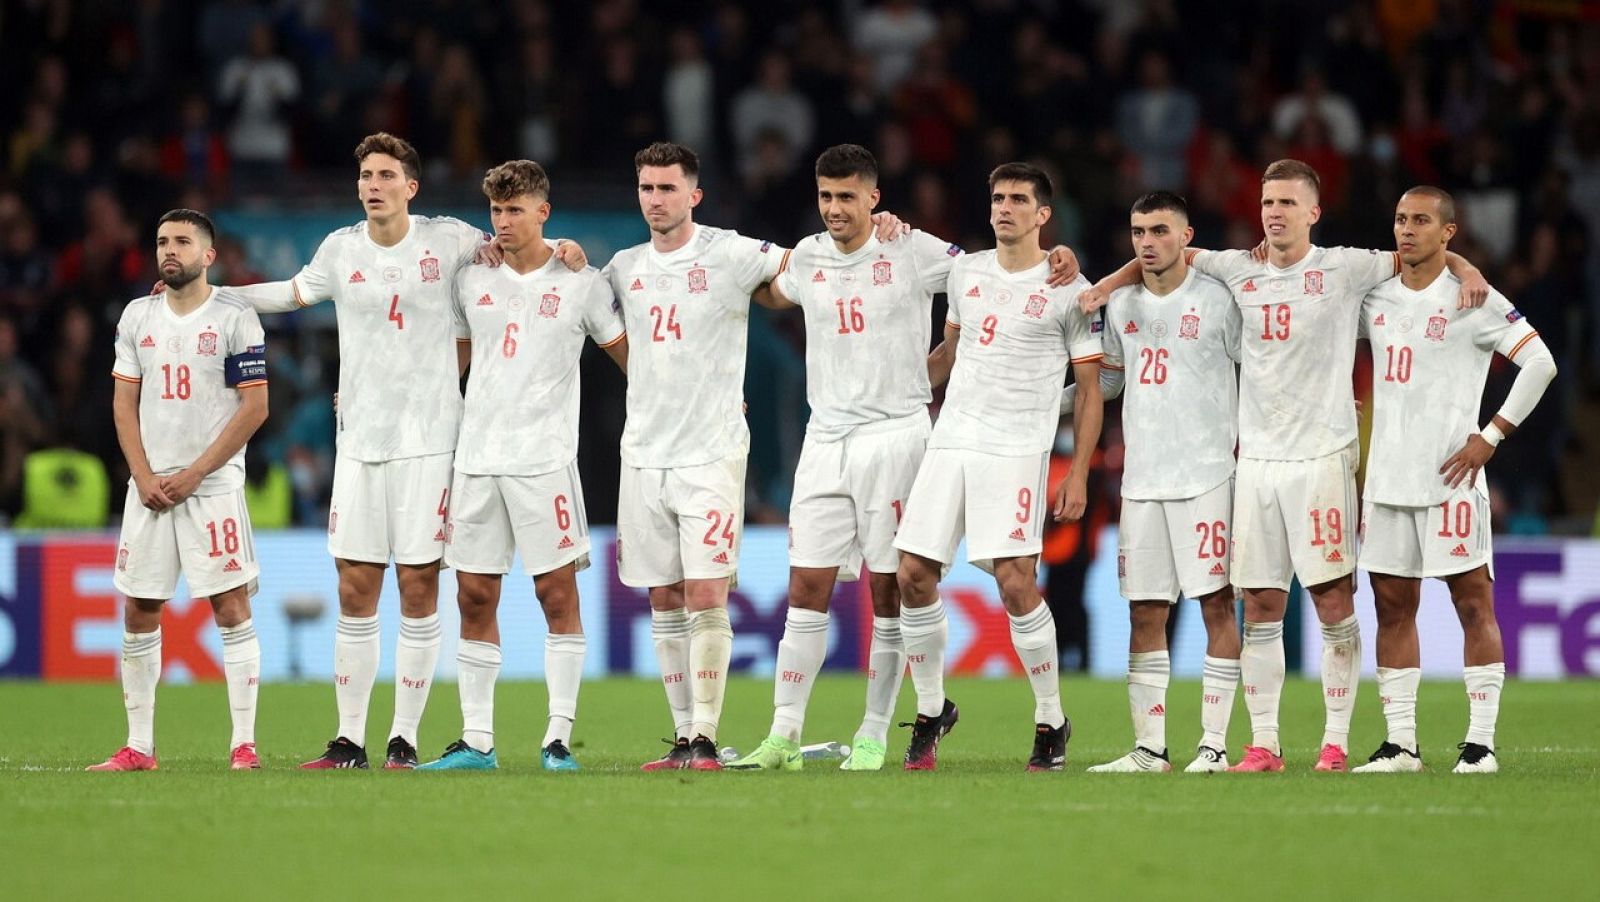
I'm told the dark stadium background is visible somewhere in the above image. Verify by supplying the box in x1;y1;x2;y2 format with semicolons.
1;0;1595;539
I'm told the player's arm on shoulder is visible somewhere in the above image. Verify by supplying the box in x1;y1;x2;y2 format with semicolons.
1079;259;1142;313
927;319;960;388
1444;251;1488;308
112;377;173;511
870;210;910;241
231;279;307;313
1044;244;1081;287
753;246;798;310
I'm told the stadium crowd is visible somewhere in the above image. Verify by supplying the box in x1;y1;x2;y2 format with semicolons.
0;0;1595;531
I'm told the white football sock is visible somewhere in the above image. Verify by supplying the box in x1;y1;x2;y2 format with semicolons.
219;619;260;748
772;607;829;742
1009;603;1064;728
688;608;733;741
1241;620;1285;754
1200;654;1241;751
1320;615;1360;751
1128;649;1170;754
1376;666;1421;751
390;613;442;747
334;614;380;746
900;598;948;718
457;639;501;753
857;616;906;745
543;633;586;747
651;608;693;739
121;629;162;755
1463;662;1505;748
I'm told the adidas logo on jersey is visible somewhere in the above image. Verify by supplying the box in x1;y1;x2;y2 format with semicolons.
1451;543;1470;558
965;285;981;298
349;271;365;283
812;270;827;283
558;536;574;550
1209;562;1226;576
1325;548;1344;563
1374;313;1386;326
434;528;447;542
1147;703;1165;716
1242;278;1258;292
223;559;241;573
630;278;644;291
711;551;730;564
477;293;494;306
140;335;156;348
1124;320;1138;334
1009;527;1026;541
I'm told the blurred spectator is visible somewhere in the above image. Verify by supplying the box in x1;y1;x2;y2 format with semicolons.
311;20;385;167
1115;50;1200;192
428;44;489;180
892;42;974;170
54;189;144;304
160;95;230;191
852;0;938;96
1272;69;1363;156
731;52;814;181
663;28;714;158
217;23;300;191
503;32;565;164
0;314;50;518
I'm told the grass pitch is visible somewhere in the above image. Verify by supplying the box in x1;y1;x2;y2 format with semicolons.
2;676;1597;900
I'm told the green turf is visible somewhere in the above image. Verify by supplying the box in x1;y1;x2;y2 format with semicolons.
2;676;1597;899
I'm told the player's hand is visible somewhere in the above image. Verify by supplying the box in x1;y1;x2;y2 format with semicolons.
1457;269;1489;309
134;472;176;511
1052;476;1087;522
555;239;587;270
1045;245;1080;287
159;468;203;506
475;237;506;268
1250;239;1269;263
149;280;167;296
870;211;910;241
1440;434;1495;488
1077;283;1110;315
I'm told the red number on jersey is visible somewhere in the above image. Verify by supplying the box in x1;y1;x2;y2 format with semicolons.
502;322;520;358
206;518;240;558
1384;345;1412;383
1195;520;1227;558
702;510;736;549
554;494;572;531
1138;347;1170;385
1260;304;1290;340
1016;487;1032;523
1436;501;1472;538
979;314;998;346
1309;507;1343;546
437;489;450;519
389;294;405;330
650;305;683;342
834;297;866;334
160;363;192;400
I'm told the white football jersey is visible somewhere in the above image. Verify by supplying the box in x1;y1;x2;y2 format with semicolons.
601;224;783;468
932;252;1103;455
1361;272;1540;507
452;258;624;476
112;287;267;495
775;229;961;441
1103;268;1241;500
1193;245;1398;460
291;215;484;462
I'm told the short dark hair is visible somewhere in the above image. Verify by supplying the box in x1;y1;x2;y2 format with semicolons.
1261;158;1321;198
1130;191;1189;219
1401;185;1457;225
988;162;1053;206
634;141;700;180
815;144;878;183
157;208;215;244
482;160;551;202
354;132;422;181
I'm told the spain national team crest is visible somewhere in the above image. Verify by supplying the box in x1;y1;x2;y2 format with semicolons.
196;331;218;356
1024;293;1049;318
539;293;561;318
1304;270;1324;295
872;259;893;286
419;256;441;283
1179;312;1200;340
687;267;708;294
1425;314;1448;341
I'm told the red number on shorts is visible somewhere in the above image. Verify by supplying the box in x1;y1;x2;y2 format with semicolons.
206;518;240;558
702;510;736;548
160;364;192;400
834;297;865;334
437;489;449;519
1016;487;1032;523
502;322;519;358
554;494;572;531
1383;344;1412;383
1138;347;1169;385
1437;501;1472;538
979;315;998;346
1260;304;1290;340
650;304;683;342
891;499;903;524
1309;507;1343;547
389;294;405;330
1196;520;1227;558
